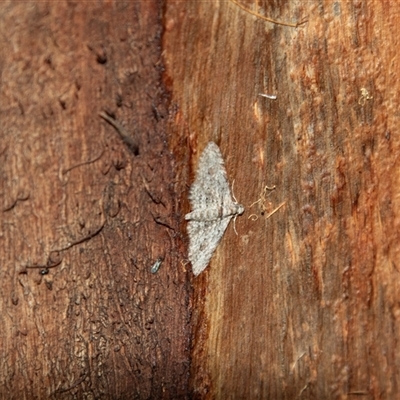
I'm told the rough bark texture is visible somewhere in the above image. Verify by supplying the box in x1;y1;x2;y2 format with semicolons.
164;0;400;399
2;0;400;399
0;2;190;399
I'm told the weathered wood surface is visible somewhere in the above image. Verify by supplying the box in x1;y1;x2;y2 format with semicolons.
164;0;400;398
0;2;190;399
1;0;400;399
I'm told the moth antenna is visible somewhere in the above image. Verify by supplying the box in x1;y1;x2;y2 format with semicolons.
232;179;239;204
233;214;239;235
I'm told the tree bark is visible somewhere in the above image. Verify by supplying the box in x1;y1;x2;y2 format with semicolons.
164;0;400;399
2;0;400;399
0;2;189;399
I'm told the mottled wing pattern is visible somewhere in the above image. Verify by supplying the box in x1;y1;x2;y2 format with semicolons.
186;141;241;276
187;217;231;276
188;142;231;213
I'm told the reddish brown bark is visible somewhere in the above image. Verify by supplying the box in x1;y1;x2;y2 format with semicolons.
0;2;189;399
165;0;400;398
2;0;400;399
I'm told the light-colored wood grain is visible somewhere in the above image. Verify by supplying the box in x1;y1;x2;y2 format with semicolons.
165;0;400;398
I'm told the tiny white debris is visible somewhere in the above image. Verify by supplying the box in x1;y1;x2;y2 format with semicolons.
185;142;244;276
150;258;163;274
258;93;277;100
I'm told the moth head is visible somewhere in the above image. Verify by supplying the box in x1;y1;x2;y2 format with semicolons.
236;203;245;215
